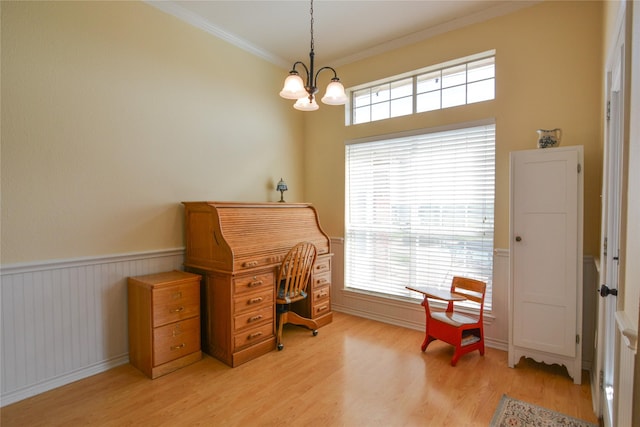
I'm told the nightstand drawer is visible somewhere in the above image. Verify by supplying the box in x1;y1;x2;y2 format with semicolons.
153;283;199;327
153;317;201;366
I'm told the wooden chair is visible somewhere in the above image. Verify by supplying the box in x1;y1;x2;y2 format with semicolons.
420;276;486;366
275;242;319;351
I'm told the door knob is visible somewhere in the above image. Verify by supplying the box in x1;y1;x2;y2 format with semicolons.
515;236;522;242
599;284;618;297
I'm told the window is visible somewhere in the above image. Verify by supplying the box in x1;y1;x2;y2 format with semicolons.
349;52;495;125
344;121;495;309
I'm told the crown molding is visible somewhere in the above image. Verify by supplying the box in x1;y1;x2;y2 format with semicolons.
332;1;540;67
145;0;291;69
146;1;540;69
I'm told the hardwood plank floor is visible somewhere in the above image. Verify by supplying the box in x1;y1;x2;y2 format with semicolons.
1;312;598;426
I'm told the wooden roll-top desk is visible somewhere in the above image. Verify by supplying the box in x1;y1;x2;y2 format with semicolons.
182;202;333;367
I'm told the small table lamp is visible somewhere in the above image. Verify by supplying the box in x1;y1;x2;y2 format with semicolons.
276;178;288;202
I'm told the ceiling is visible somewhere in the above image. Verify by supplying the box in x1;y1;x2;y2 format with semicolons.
147;0;538;69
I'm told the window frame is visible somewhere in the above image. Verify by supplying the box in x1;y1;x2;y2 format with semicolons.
346;50;496;126
344;119;496;310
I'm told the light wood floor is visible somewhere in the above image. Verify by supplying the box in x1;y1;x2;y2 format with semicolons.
1;312;598;426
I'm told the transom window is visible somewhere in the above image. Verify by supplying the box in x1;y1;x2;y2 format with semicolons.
344;121;496;309
349;51;495;125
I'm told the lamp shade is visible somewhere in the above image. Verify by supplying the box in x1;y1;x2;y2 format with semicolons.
321;80;348;105
279;74;307;99
294;95;319;111
276;178;288;191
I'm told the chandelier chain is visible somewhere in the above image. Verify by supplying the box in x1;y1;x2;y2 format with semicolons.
310;0;314;52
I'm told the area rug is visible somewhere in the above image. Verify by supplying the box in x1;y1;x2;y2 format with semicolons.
490;394;598;427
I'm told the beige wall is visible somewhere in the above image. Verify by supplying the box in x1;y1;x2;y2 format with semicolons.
1;1;605;262
304;0;603;256
1;1;304;264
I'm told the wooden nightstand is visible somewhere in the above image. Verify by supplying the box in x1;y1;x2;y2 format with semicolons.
128;270;202;378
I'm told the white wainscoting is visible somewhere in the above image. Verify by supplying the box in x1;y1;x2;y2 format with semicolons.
0;249;185;406
330;238;598;370
0;241;599;406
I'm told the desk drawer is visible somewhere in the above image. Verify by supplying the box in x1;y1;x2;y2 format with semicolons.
314;258;330;275
312;286;330;303
234;323;273;350
313;300;331;317
233;272;274;295
152;283;200;327
233;289;273;314
312;272;331;289
234;305;273;332
153;317;200;366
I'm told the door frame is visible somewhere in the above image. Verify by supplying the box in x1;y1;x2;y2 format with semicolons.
594;6;627;425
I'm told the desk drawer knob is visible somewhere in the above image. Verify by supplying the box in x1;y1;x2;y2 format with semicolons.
248;280;263;288
248;297;263;304
170;306;185;313
170;343;186;351
244;261;259;268
248;315;263;323
248;331;263;340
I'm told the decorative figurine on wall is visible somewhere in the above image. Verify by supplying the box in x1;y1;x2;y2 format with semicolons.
537;128;562;148
276;178;288;202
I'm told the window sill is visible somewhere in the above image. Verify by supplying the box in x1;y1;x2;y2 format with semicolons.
340;286;495;325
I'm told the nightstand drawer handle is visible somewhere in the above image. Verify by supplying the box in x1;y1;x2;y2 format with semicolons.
170;306;185;313
248;315;263;323
170;343;185;351
248;297;263;304
248;280;263;287
248;331;263;339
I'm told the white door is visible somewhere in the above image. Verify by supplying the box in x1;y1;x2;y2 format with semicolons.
511;147;581;359
595;21;625;427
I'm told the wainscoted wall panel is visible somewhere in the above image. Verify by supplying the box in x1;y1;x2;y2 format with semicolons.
0;249;185;406
0;241;599;406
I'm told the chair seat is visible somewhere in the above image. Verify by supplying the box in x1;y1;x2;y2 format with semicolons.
431;311;479;327
277;286;307;303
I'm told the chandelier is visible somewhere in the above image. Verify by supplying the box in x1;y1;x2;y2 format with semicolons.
279;0;348;111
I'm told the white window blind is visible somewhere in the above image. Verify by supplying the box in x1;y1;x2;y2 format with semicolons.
345;122;495;309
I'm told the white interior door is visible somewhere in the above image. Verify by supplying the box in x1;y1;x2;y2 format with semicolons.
511;147;580;357
596;24;625;427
